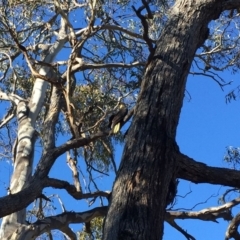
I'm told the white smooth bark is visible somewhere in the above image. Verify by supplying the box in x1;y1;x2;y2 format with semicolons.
0;22;67;240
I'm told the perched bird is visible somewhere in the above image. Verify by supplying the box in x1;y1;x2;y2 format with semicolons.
109;103;128;134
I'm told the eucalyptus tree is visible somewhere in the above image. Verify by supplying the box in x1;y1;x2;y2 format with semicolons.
1;0;240;240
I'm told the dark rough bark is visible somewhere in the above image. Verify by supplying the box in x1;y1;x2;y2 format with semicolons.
178;153;240;187
103;1;224;240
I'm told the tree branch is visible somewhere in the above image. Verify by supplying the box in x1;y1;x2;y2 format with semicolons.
177;152;240;188
132;2;155;54
66;152;82;193
225;213;240;240
1;139;240;219
166;219;196;240
11;206;108;240
44;177;110;200
35;131;108;178
166;199;236;222
42;86;62;153
61;61;145;79
0;90;26;104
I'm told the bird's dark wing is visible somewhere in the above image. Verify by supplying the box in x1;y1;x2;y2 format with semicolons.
108;114;115;128
111;107;128;128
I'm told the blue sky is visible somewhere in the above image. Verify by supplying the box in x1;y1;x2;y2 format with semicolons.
0;68;240;239
1;5;240;239
168;72;240;240
52;71;240;239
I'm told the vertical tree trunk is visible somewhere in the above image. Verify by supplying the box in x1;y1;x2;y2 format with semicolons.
0;37;66;240
0;101;36;239
103;1;222;239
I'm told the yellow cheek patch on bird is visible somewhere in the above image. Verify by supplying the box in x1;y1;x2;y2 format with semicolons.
113;123;121;134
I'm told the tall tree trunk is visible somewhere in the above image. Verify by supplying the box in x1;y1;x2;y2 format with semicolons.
0;36;66;240
103;1;222;239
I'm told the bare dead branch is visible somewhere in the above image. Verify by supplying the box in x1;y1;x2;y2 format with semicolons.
132;2;155;58
189;71;232;89
43;177;110;200
174;192;218;212
167;219;196;240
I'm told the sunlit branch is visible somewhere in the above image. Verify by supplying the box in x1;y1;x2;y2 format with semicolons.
225;213;240;240
73;0;87;8
166;198;240;240
166;200;234;222
54;0;76;46
0;90;26;104
66;152;82;193
196;54;239;72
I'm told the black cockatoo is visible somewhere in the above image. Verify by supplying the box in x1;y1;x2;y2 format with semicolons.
108;103;128;134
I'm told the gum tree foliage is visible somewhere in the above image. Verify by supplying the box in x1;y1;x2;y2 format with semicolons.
1;0;240;239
